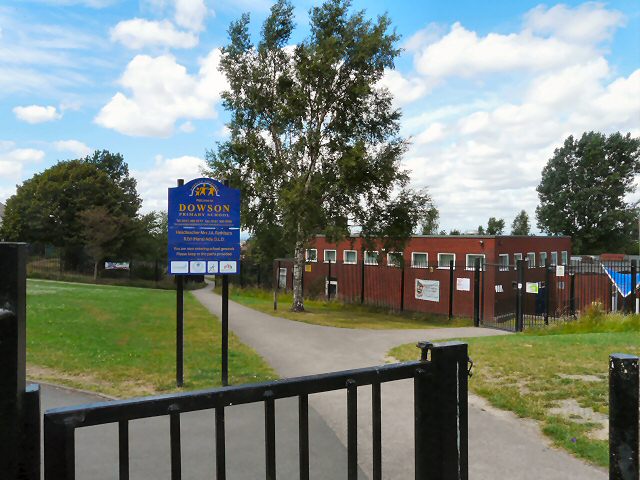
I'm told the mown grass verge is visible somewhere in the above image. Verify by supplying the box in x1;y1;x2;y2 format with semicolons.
27;279;277;397
389;310;639;467
220;285;472;329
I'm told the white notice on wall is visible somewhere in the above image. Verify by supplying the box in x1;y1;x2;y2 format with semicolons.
556;265;565;277
526;282;539;294
456;277;471;291
415;279;440;302
495;285;504;293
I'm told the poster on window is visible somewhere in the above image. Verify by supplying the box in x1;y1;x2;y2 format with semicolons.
456;277;470;291
415;279;439;302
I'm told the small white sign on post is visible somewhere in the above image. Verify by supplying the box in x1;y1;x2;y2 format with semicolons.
556;265;565;277
415;279;440;302
456;277;470;291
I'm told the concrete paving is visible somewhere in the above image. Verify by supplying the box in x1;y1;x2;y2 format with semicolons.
192;286;608;480
40;381;363;479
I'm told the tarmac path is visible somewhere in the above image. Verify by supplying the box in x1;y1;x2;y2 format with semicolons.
192;286;607;480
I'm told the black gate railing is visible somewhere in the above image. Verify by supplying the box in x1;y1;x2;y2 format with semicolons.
44;341;469;480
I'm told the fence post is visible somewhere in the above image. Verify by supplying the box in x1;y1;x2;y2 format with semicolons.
360;253;365;305
569;273;576;317
609;353;639;480
400;258;405;312
448;260;454;321
415;341;469;480
544;260;551;325
327;258;332;301
473;260;480;327
632;260;638;314
516;259;524;332
274;260;280;311
0;242;41;480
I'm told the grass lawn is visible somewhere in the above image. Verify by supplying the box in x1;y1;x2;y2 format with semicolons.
222;286;472;329
26;279;277;397
390;311;640;467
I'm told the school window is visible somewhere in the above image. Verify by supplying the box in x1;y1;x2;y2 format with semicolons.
324;249;337;263
499;254;509;271
527;252;536;268
387;252;403;268
305;249;317;262
539;252;547;267
278;268;287;289
466;254;485;270
551;251;558;266
412;252;428;268
438;253;456;269
561;251;568;265
343;250;357;264
513;253;523;270
364;251;379;265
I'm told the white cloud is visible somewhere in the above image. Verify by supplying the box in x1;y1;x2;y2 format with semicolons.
133;155;207;211
379;70;434;105
53;140;91;157
110;18;199;49
0;148;45;179
13;105;62;124
524;3;624;43
175;0;208;32
413;22;595;79
95;49;226;137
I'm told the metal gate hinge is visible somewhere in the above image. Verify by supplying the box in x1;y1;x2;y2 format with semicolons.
467;358;474;378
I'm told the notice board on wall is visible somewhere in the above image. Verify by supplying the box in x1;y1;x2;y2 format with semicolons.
415;279;440;302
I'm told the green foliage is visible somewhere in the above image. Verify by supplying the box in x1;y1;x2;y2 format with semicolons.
536;132;640;254
78;206;128;279
1;150;142;266
449;229;461;235
207;0;436;308
477;225;485;235
486;216;505;235
511;210;531;235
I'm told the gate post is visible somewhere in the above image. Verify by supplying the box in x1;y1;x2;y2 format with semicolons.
609;353;639;480
516;259;524;332
0;242;41;480
415;341;469;480
631;260;638;314
473;259;480;327
544;260;551;325
448;260;454;321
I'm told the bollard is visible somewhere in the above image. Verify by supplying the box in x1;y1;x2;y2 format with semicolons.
610;353;639;480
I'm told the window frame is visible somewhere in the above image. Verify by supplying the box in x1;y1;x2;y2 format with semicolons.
498;254;510;271
364;250;379;266
539;251;548;267
386;252;403;268
561;251;568;265
305;248;317;262
437;252;456;269
278;267;287;289
527;252;536;268
411;252;429;268
343;250;357;265
323;249;337;263
465;253;486;271
551;251;558;266
513;253;523;270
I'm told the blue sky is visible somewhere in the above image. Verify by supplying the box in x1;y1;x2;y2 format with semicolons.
0;0;638;233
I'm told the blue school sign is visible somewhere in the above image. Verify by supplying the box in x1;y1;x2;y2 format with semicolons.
168;178;241;275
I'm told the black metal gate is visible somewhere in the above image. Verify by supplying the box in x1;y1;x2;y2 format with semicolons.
1;243;470;480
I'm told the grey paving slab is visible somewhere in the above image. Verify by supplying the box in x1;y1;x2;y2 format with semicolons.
192;286;607;480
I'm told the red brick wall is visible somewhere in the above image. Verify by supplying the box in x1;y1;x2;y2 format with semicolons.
276;235;572;319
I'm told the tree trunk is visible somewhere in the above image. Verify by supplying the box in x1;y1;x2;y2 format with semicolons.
292;239;305;311
93;261;98;282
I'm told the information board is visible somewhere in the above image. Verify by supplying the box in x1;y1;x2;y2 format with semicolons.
415;279;440;302
168;178;241;275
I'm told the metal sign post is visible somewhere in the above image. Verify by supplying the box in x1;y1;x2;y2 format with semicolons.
168;178;241;387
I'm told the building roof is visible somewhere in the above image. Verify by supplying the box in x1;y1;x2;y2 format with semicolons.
313;233;571;240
